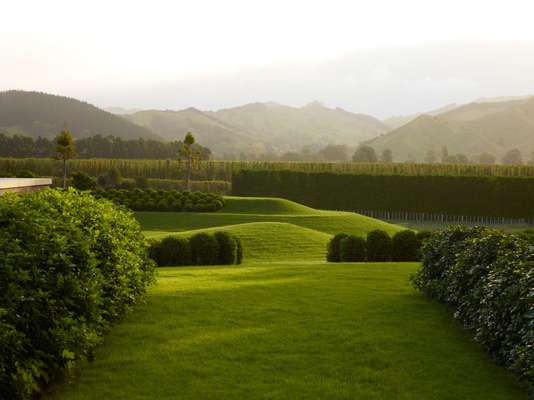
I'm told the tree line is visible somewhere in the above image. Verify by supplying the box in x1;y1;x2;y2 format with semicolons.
0;133;211;160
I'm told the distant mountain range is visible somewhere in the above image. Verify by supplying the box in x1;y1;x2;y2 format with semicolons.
125;101;387;156
369;96;534;161
3;90;534;161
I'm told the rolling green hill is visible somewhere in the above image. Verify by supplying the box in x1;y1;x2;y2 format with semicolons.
139;196;404;262
125;102;387;156
0;90;159;140
371;97;534;161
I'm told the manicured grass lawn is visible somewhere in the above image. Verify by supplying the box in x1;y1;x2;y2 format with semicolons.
137;196;402;238
146;222;332;262
48;263;526;400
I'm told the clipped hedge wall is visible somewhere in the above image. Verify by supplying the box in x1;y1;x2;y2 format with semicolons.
150;232;243;266
232;170;534;218
94;189;225;212
412;226;534;390
0;189;155;399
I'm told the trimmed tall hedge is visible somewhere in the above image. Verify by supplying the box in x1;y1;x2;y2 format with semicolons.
0;189;155;399
150;232;243;266
232;169;534;218
412;226;534;391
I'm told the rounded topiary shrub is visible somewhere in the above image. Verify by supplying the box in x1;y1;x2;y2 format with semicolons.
150;236;192;266
339;235;366;262
392;230;418;261
0;189;155;399
327;233;348;262
214;231;238;264
190;232;219;265
366;230;392;261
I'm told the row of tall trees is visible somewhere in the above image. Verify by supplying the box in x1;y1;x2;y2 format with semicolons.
9;129;204;190
0;133;211;160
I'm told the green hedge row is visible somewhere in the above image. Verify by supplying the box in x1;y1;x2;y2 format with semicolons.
93;189;225;212
232;170;534;218
0;189;155;399
327;230;428;262
149;231;243;266
412;226;534;391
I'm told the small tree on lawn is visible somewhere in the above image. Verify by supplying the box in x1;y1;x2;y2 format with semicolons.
179;132;200;190
55;128;76;189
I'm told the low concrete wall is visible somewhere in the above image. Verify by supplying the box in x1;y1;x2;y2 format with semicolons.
0;178;53;194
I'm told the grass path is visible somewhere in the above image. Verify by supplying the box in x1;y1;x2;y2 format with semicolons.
48;263;526;400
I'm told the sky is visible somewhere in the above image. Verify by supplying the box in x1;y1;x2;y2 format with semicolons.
2;0;534;117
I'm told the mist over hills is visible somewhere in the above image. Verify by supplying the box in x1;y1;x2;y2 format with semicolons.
125;102;387;156
369;96;534;161
3;89;534;162
0;91;159;140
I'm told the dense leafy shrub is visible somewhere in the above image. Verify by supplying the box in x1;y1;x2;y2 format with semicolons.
415;230;432;259
0;189;155;399
412;226;486;301
190;233;220;265
366;230;392;261
214;231;238;264
71;171;96;190
392;230;418;261
339;236;367;262
94;189;224;212
327;233;348;262
412;226;533;390
149;236;192;266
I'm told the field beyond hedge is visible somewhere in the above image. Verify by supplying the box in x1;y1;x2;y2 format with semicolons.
48;263;526;400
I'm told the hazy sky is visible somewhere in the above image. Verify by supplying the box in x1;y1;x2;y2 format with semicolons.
3;0;534;117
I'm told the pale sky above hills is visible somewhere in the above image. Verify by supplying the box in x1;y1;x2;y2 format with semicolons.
2;0;534;117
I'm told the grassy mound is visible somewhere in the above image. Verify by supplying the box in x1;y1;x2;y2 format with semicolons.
139;196;404;262
48;263;527;400
221;196;319;214
147;222;332;262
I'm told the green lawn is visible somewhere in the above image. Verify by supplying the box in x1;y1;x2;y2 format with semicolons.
137;196;403;238
48;263;526;400
47;196;527;399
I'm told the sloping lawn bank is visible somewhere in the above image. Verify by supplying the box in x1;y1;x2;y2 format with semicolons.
48;263;526;400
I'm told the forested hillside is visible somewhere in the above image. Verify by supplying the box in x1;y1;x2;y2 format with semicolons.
0;91;159;140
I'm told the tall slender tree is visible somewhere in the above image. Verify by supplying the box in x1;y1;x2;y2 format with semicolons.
55;128;76;189
178;132;200;190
